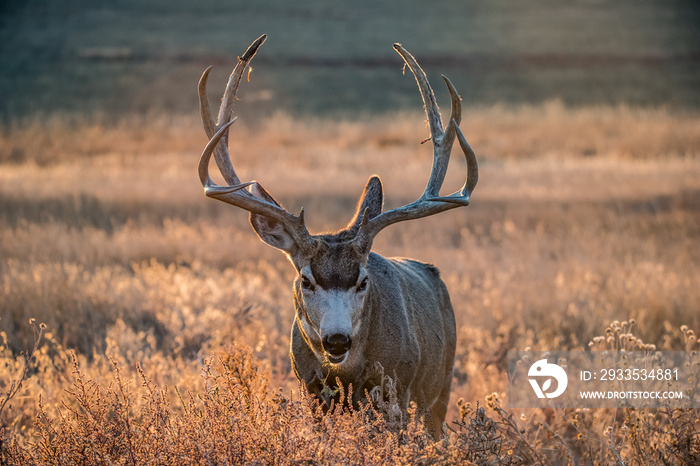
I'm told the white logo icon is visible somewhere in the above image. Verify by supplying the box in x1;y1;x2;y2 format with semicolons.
528;359;568;399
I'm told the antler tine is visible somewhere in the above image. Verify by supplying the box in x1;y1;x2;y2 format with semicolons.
441;75;462;154
198;34;267;186
217;34;268;130
443;75;462;126
198;66;216;138
455;123;479;199
356;44;478;245
393;43;456;199
198;119;250;191
198;66;239;186
393;44;444;146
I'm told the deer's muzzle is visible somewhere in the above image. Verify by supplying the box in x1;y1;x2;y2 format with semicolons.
322;333;352;363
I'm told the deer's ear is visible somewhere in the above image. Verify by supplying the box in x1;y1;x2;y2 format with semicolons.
249;184;299;255
346;176;383;232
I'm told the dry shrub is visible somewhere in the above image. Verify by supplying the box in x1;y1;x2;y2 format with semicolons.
2;324;699;465
1;109;699;464
0;342;444;464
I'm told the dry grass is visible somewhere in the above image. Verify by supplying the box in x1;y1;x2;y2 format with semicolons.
1;105;700;464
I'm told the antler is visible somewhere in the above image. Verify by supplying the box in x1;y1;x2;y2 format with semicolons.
197;34;315;252
198;38;476;255
357;43;478;245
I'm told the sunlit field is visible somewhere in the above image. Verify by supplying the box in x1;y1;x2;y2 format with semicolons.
1;105;699;463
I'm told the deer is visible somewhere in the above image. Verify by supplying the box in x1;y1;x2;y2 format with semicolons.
197;35;478;438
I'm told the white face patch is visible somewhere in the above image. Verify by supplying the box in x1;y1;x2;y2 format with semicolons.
314;288;359;339
297;265;369;354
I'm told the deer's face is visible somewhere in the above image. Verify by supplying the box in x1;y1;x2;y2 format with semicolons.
294;241;370;365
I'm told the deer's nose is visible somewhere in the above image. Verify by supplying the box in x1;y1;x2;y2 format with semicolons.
322;333;352;356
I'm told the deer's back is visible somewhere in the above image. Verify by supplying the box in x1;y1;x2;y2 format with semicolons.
365;253;456;405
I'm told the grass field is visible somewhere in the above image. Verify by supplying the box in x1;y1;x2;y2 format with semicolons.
1;104;699;463
2;1;700;463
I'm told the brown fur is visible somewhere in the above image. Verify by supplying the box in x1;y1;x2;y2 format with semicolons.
291;252;456;437
253;177;456;438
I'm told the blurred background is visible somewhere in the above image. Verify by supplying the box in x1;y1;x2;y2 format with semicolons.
2;0;699;121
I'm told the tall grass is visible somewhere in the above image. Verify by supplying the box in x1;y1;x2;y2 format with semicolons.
1;105;699;463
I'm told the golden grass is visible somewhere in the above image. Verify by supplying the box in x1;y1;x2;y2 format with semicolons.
1;105;700;464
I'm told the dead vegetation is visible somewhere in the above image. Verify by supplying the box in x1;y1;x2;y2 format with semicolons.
1;105;699;464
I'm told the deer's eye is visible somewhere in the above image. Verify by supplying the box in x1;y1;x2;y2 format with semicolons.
301;275;315;291
357;276;369;292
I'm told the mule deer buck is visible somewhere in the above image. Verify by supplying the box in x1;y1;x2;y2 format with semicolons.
197;35;478;438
